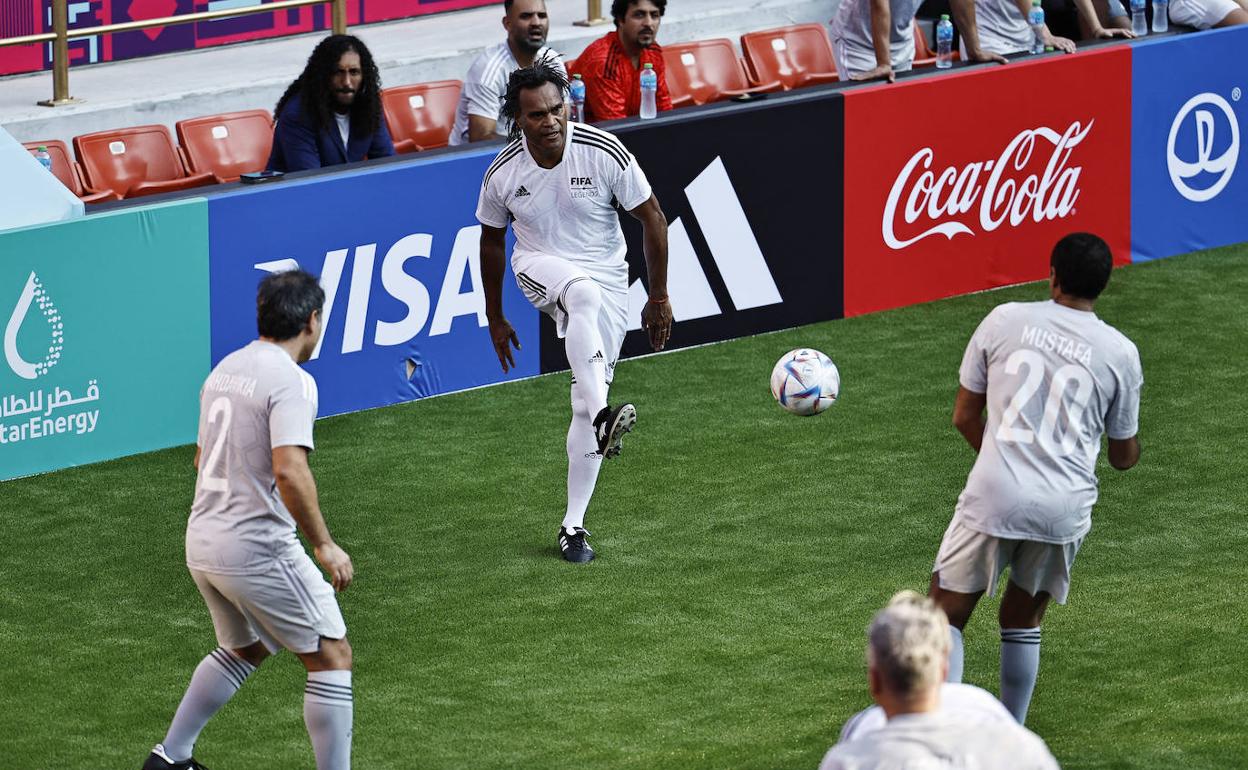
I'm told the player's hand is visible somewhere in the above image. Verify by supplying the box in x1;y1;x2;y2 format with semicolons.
315;541;354;592
1092;25;1134;38
1046;33;1077;52
967;47;1009;64
488;316;521;372
850;64;895;83
641;297;672;351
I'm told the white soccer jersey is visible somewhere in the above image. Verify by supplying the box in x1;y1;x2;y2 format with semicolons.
475;121;652;290
829;0;921;76
449;42;566;146
837;683;1015;744
186;340;318;575
961;0;1034;56
956;300;1142;544
820;712;1060;770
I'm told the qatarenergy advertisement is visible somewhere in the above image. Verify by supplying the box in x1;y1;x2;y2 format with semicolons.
0;202;210;481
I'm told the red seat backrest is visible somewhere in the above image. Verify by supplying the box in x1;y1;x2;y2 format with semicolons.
740;23;837;89
73;125;189;197
661;39;752;106
381;80;463;151
23;139;80;193
176;110;273;182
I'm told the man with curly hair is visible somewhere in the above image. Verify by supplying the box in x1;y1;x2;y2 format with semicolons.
267;34;395;172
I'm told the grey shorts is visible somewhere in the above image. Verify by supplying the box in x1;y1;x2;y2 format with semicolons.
933;517;1083;604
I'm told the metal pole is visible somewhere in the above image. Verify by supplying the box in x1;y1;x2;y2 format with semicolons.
332;0;347;35
573;0;608;26
38;0;79;106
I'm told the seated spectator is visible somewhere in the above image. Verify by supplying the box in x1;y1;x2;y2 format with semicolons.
1168;0;1248;27
818;591;1059;770
1071;0;1133;38
829;0;927;82
267;34;394;172
450;0;566;145
577;0;673;122
950;0;1077;62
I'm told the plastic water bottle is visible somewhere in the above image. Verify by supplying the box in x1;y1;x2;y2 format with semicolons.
569;74;586;122
35;146;52;173
639;62;658;119
1029;0;1046;54
936;15;954;69
1131;0;1148;35
1152;0;1168;31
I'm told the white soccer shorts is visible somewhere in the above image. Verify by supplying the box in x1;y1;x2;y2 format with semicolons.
190;552;347;655
933;517;1084;605
1168;0;1241;27
513;253;628;385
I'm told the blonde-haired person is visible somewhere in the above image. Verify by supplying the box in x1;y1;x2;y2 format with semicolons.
819;592;1059;770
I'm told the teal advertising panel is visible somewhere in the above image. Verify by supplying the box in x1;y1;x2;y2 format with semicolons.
0;201;210;480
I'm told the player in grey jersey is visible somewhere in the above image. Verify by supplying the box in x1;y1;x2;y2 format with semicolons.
929;232;1142;726
143;270;355;770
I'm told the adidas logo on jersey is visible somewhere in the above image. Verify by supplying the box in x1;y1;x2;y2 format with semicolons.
514;185;531;198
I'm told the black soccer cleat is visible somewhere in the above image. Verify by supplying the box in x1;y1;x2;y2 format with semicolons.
592;403;636;459
558;526;596;563
142;745;210;770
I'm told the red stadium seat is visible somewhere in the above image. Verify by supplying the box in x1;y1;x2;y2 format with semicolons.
176;109;273;183
381;80;462;154
23;139;118;203
661;39;782;107
912;19;960;68
74;125;217;199
740;24;839;90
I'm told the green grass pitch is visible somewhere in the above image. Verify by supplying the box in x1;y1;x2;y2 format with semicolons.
1;244;1246;769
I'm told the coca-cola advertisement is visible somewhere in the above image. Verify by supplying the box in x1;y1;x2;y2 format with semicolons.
842;48;1132;317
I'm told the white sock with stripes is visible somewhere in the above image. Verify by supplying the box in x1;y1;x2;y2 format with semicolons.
1000;627;1042;724
162;647;256;760
304;670;353;770
562;279;609;419
563;391;604;531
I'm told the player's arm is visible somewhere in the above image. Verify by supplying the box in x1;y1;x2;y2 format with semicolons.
1107;436;1139;470
273;445;353;591
1012;0;1077;51
468;115;499;142
949;0;1009;63
952;386;988;453
628;194;672;351
852;0;896;82
479;223;521;371
1071;0;1134;36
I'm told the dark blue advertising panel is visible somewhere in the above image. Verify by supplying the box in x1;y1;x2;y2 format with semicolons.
539;93;846;373
1132;26;1248;262
209;153;539;417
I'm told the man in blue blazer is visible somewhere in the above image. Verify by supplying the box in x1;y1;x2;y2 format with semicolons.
268;35;395;173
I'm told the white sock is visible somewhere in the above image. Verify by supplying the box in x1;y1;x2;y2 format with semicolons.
162;647;256;760
1000;627;1041;724
304;670;353;770
562;279;609;419
563;390;604;531
947;626;964;683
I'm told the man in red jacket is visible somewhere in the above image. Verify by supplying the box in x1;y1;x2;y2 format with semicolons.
576;0;673;122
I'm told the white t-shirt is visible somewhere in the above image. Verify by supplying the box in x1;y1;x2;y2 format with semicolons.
837;683;1016;743
475;121;652;290
186;340;319;575
829;0;921;76
956;300;1142;544
962;0;1035;56
334;112;350;149
450;41;566;146
820;711;1060;770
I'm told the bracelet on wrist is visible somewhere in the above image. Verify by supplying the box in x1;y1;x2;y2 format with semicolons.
648;295;669;303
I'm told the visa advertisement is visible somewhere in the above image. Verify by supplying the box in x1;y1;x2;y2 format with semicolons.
207;153;540;418
842;47;1133;317
1131;26;1248;262
0;201;210;481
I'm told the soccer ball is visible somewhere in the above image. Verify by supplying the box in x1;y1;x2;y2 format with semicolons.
770;348;840;416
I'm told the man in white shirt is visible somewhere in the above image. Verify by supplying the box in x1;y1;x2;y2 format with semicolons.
143;270;356;770
450;0;566;145
476;61;672;563
930;232;1143;725
950;0;1077;61
820;591;1059;770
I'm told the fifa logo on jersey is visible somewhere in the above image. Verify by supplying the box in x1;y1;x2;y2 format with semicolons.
626;156;781;331
1167;91;1240;203
882;121;1091;250
4;271;64;380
